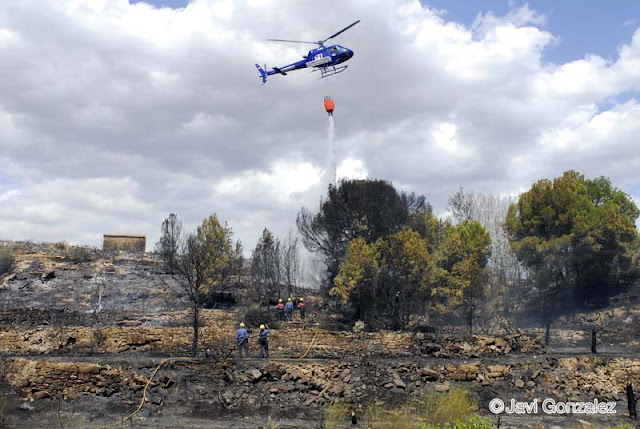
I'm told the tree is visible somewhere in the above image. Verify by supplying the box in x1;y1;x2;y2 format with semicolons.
251;228;282;304
505;170;639;313
297;179;428;285
332;229;434;329
231;240;245;282
170;214;235;356
447;189;523;325
155;213;182;273
281;229;303;298
331;237;379;324
378;229;433;330
434;220;491;332
447;188;521;286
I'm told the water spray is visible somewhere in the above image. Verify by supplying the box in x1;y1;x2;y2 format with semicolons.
324;96;337;186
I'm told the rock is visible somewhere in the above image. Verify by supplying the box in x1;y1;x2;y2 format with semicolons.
423;343;441;353
19;403;34;411
391;371;406;389
487;365;507;376
248;368;263;381
558;358;579;372
612;308;626;318
514;379;525;388
420;368;440;381
296;377;310;386
268;383;294;395
33;391;49;400
434;382;450;392
42;270;56;281
494;337;508;347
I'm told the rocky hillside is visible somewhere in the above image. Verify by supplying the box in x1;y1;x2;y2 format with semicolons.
0;242;639;428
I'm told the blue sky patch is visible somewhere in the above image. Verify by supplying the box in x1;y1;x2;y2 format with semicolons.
132;1;640;65
423;0;640;64
130;0;188;9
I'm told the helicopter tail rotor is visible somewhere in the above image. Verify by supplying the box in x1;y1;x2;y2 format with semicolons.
255;64;268;84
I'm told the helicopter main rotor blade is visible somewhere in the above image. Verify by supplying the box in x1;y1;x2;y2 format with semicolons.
267;38;319;45
321;20;360;44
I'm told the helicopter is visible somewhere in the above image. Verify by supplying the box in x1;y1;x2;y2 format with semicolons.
256;20;360;84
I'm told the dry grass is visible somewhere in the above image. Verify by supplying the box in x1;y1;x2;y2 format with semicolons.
325;387;492;429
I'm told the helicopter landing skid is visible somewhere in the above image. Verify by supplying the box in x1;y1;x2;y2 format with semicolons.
313;65;349;78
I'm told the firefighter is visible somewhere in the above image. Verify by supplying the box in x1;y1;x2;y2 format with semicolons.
297;298;307;321
236;322;249;358
276;298;285;321
285;298;294;321
258;324;271;358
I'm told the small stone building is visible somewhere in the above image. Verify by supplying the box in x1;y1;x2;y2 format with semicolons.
102;234;146;255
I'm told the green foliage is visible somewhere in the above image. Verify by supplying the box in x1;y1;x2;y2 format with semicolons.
0;248;14;275
264;416;279;429
505;170;639;310
331;237;378;321
352;320;365;333
333;229;433;329
169;213;236;356
432;220;491;331
418;387;478;427
298;179;429;281
325;387;487;429
333;214;492;329
613;422;635;429
378;228;434;329
196;214;234;294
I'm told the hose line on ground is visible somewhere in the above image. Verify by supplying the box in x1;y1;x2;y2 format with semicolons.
94;329;321;427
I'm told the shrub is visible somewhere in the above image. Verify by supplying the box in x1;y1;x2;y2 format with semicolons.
264;416;278;429
419;387;477;426
0;249;14;275
325;387;488;429
64;246;96;263
241;304;280;330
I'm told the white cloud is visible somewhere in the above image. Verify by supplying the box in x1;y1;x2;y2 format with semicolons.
214;158;321;203
337;157;368;181
0;0;640;259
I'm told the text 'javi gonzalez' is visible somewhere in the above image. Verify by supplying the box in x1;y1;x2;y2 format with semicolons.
489;398;617;415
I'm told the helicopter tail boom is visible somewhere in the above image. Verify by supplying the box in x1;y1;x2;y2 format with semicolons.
255;64;268;84
272;66;288;76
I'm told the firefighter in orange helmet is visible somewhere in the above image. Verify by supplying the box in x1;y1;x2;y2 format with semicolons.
297;298;307;321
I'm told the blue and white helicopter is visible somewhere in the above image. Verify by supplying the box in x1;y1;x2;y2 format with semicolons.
256;20;360;84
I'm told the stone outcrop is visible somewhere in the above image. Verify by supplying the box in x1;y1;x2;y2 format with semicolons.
3;358;150;400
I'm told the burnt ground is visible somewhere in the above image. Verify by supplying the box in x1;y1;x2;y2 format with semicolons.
1;245;640;428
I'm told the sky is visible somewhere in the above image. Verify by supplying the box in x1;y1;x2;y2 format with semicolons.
1;0;640;261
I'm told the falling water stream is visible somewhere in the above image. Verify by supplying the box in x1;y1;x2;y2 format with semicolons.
328;114;336;186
